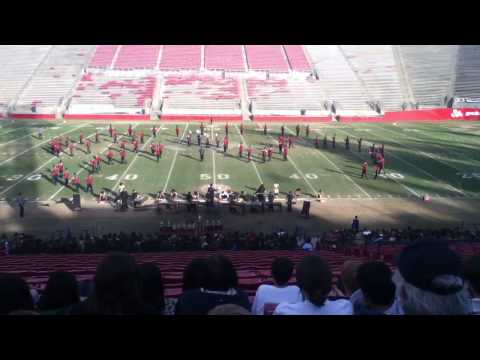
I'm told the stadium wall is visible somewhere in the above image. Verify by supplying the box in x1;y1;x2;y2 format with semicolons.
10;114;56;120
160;114;242;122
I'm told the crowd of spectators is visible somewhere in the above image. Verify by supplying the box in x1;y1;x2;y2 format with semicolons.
1;241;479;315
3;225;480;255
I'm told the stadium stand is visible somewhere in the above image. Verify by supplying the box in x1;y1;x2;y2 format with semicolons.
204;45;246;72
305;45;373;114
340;45;404;111
453;45;480;99
13;45;95;115
246;77;327;115
159;45;202;71
245;45;290;72
283;45;312;72
88;45;119;69
0;46;52;114
399;45;458;108
161;74;241;116
113;45;161;70
66;72;156;114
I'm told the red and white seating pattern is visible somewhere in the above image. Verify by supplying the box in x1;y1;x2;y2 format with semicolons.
113;45;161;70
340;45;404;111
284;45;311;72
160;45;202;71
245;45;290;72
247;77;326;114
454;45;480;99
67;72;156;112
204;45;245;71
14;45;95;114
89;45;119;68
162;74;241;114
0;46;52;111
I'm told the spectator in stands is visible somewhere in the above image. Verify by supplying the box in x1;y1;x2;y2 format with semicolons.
251;257;302;315
38;271;80;315
175;255;250;314
463;255;480;315
392;242;472;315
0;274;35;315
208;304;251;315
338;260;363;298
353;262;398;315
182;258;210;292
274;255;353;315
139;263;165;314
69;253;154;315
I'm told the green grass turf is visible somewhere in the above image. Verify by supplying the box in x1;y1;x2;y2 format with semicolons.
1;120;480;202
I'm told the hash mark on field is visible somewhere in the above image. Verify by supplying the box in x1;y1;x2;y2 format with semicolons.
162;124;189;193
234;124;263;184
0;124;88;167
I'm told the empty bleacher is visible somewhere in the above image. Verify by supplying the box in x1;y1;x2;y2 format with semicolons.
161;74;241;115
246;77;326;115
14;45;95;114
306;45;372;113
245;45;290;72
453;45;480;99
160;45;202;71
399;45;458;108
204;45;246;71
283;45;312;72
113;45;161;70
340;45;404;111
67;72;156;114
88;45;119;69
0;46;52;113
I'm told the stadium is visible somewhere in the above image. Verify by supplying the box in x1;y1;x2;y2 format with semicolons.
0;45;479;316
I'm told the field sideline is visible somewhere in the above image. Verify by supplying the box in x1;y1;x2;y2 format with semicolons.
1;119;480;203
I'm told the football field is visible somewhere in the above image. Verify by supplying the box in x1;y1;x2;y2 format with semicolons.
1;119;480;203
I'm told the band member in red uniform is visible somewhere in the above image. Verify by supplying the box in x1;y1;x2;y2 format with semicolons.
133;139;139;153
120;140;126;150
95;154;102;171
361;162;368;179
73;173;81;192
267;146;273;161
57;160;64;177
150;142;156;155
215;133;220;148
239;142;244;158
281;125;285;137
113;129;118;143
176;125;180;137
90;157;97;173
225;123;229;136
262;147;267;162
152;125;157;138
155;144;163;161
69;142;75;157
79;132;84;144
63;168;70;186
278;135;284;154
95;130;100;143
187;132;192;146
240;123;244;135
128;124;133;137
283;145;288;160
85;139;91;154
139;131;145;144
52;165;60;185
120;149;127;164
108;124;113;137
247;146;253;161
264;123;267;136
288;136;294;149
223;136;229;154
86;174;94;194
200;122;204;136
107;148;114;164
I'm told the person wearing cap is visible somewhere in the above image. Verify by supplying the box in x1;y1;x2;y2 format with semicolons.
463;255;480;315
392;242;472;315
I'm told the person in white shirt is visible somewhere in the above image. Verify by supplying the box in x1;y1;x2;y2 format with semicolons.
274;255;353;315
252;257;302;315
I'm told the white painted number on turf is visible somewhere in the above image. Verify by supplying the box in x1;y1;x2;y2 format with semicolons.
460;173;480;179
200;173;229;180
289;174;301;180
27;174;42;181
200;173;211;181
305;173;318;180
380;172;404;180
6;175;23;181
217;173;229;180
106;174;138;181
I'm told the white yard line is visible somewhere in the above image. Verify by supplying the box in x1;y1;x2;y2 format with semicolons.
0;133;37;147
337;127;466;196
0;124;88;167
375;125;470;174
264;126;317;196
285;126;369;198
211;124;216;185
1;127;98;198
46;128;129;201
314;128;418;198
162;124;189;193
234;124;263;184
